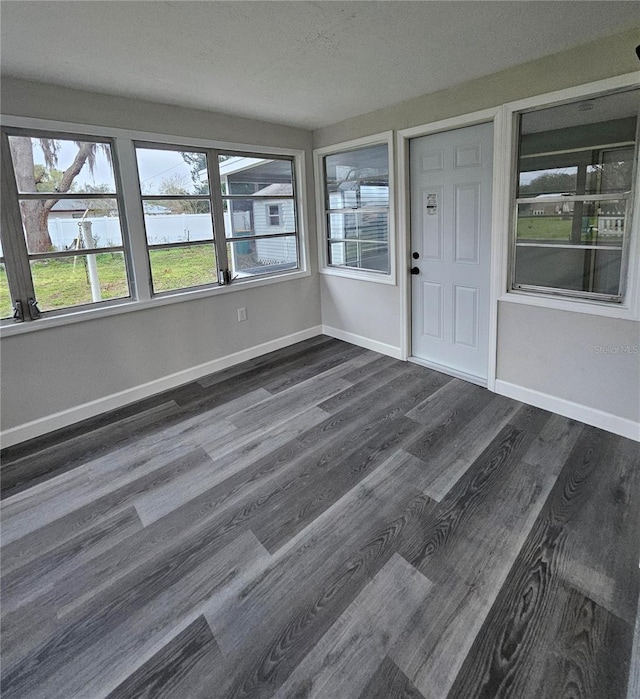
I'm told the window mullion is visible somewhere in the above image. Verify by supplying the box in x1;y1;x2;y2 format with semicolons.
208;148;228;282
0;131;37;320
114;137;153;302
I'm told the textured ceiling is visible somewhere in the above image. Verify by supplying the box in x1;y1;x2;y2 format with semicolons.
2;1;639;130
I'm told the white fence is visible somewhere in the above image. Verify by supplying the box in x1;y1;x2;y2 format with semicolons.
44;212;296;265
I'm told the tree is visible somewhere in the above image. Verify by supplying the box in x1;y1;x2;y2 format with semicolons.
9;137;106;253
158;174;208;214
519;172;576;197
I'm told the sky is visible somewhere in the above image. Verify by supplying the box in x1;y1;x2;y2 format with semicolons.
31;139;198;195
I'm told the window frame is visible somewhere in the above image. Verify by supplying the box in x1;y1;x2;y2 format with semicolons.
510;97;638;304
314;131;396;285
1;126;135;319
0;115;310;335
498;74;640;321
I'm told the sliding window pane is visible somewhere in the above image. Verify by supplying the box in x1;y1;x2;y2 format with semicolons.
8;136;117;194
516;199;626;245
30;252;129;312
329;241;389;272
514;246;622;296
142;200;213;245
19;200;124;254
220;156;293;196
328;211;389;242
136;148;209;195
148;244;217;293
324;145;389;209
229;237;297;277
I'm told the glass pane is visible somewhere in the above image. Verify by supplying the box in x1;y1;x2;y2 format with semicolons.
142;200;213;245
329;241;389;273
519;167;578;197
224;199;296;237
516;199;626;245
9;136;116;194
517;88;639;199
20;199;124;254
30;252;130;312
514;246;622;296
229;237;297;277
324;144;389;210
588;147;635;194
149;244;217;293
136;148;209;195
219;156;293;196
328;211;388;242
0;260;12;319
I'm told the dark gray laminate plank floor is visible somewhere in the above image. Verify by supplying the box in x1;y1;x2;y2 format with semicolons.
1;336;638;699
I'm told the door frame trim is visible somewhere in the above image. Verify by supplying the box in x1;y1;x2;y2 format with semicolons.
397;106;508;391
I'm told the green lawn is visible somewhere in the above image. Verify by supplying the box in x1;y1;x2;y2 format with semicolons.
516;215;622;243
0;247;220;319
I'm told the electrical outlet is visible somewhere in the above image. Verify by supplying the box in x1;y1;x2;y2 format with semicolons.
237;307;247;322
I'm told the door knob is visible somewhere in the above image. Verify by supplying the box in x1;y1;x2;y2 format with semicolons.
410;267;420;275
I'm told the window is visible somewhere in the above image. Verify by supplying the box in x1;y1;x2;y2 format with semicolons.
315;134;393;281
267;204;281;227
135;145;219;293
0;123;304;325
220;155;299;277
511;88;639;302
1;130;131;319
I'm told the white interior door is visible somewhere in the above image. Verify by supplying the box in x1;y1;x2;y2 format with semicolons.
410;122;493;383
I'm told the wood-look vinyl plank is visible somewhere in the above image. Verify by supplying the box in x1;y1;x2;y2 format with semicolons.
106;615;221;699
0;402;182;498
255;415;425;553
1;506;143;613
261;341;368;394
357;656;426;699
52;396;372;616
405;377;481;426
559;435;640;624
442;426;623;699
197;335;339;389
628;591;640;699
534;585;633;699
1;596;60;672
137;406;330;526
272;554;433;699
416;393;522;501
0;408;239;543
389;414;568;699
204;452;434;698
1;530;269;699
228;374;351;430
1;338;636;699
405;380;496;463
1;447;216;575
317;358;429;415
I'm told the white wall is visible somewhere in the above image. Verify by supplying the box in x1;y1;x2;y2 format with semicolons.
314;27;640;434
0;79;321;439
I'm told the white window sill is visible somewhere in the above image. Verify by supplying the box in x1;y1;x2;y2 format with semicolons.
499;289;639;321
319;265;396;286
0;267;311;337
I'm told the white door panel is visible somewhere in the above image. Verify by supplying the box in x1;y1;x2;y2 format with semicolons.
410;122;493;381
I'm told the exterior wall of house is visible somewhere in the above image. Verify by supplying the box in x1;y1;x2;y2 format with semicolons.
0;79;320;436
314;26;640;431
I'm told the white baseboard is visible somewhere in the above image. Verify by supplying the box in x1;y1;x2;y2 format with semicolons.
494;379;640;442
321;325;403;359
1;326;323;448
